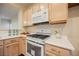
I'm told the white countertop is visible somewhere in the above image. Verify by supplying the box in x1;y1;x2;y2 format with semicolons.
45;35;75;51
0;35;26;40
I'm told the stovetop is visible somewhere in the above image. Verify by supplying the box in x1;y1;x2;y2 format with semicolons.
27;34;50;44
28;34;50;39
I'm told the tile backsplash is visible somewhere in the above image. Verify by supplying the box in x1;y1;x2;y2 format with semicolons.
24;23;65;35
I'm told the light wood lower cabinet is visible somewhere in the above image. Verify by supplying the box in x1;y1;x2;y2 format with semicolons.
4;42;19;56
0;45;4;56
19;37;26;55
0;40;4;56
4;38;19;56
0;37;26;56
45;43;72;56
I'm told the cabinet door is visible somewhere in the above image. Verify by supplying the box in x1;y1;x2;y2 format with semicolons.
19;38;26;55
23;10;28;26
27;8;33;26
4;42;19;56
21;39;26;55
32;4;40;13
23;8;32;26
45;44;71;56
48;3;68;24
0;46;4;56
39;3;48;9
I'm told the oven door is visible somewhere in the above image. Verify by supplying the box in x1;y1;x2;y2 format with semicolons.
27;40;44;56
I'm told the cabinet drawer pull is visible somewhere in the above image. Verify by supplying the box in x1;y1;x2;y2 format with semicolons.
58;51;61;54
51;49;57;52
47;50;58;56
51;49;61;54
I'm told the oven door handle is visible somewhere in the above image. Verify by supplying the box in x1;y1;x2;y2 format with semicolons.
27;40;43;47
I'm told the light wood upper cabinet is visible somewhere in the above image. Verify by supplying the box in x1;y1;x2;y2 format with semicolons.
23;10;28;26
27;8;33;26
48;3;68;24
39;3;48;9
23;3;68;25
32;4;40;13
23;4;42;26
32;4;48;12
23;8;33;26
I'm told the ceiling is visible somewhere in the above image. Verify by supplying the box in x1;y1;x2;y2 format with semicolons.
10;3;33;9
0;3;34;19
1;3;79;9
0;3;19;19
10;3;79;9
0;3;79;19
0;3;34;10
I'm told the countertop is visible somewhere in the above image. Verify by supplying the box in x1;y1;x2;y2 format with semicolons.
45;35;75;51
0;35;26;40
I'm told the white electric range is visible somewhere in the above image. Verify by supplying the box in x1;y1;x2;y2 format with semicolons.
27;33;51;56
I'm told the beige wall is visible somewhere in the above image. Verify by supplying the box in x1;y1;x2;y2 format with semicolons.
62;6;79;55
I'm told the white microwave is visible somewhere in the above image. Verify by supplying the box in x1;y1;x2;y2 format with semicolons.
32;8;48;24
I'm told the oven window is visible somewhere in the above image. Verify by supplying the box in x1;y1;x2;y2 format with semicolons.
27;42;41;56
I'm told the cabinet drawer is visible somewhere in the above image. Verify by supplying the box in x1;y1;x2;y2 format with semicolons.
0;40;3;46
4;38;19;45
45;44;71;56
45;51;56;56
